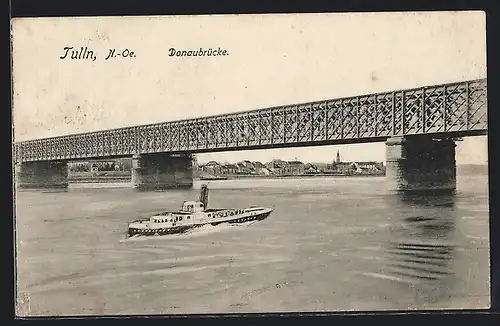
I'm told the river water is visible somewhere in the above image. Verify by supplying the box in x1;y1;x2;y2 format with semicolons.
15;174;490;316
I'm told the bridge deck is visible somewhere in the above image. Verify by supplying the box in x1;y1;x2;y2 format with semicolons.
14;78;487;163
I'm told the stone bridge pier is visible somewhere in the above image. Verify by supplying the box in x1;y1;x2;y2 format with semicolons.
385;135;456;192
131;152;194;191
14;160;69;189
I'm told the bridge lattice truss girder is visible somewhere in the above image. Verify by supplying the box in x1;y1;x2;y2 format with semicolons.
14;79;487;163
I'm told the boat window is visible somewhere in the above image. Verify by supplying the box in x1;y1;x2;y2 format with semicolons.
187;216;191;220
208;214;211;218
179;216;183;221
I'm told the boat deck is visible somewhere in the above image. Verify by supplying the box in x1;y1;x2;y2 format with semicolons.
150;208;230;216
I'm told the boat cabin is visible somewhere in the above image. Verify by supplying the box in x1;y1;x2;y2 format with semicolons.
181;201;205;213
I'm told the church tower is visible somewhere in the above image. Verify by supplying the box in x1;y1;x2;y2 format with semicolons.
336;150;341;163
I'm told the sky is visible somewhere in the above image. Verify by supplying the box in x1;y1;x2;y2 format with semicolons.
11;12;488;164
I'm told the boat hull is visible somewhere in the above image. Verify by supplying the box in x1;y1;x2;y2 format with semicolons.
127;210;271;237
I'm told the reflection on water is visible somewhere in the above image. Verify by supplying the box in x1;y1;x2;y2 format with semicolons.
383;191;458;304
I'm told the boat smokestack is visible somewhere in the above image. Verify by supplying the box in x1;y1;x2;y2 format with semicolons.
200;184;209;209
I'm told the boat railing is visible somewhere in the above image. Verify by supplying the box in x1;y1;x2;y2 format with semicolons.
131;218;148;223
245;207;264;212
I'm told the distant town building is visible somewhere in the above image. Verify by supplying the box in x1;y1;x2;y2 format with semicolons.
90;163;99;173
242;160;255;168
236;162;251;174
304;163;319;174
267;160;305;175
351;161;383;174
253;161;271;175
88;161;120;173
266;159;284;175
221;164;238;175
331;150;384;175
332;162;352;174
203;161;222;175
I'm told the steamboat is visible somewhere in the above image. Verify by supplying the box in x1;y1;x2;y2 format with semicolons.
127;184;273;237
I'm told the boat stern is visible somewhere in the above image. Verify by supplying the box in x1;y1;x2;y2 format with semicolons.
127;219;149;236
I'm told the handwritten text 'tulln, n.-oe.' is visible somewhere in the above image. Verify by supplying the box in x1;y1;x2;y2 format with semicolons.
59;47;137;61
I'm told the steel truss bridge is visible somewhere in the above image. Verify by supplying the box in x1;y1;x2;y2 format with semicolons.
14;78;487;163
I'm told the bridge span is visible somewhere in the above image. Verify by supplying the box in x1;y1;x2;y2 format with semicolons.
14;78;487;191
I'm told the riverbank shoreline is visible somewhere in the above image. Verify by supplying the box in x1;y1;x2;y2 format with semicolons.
201;173;385;180
68;173;385;184
69;175;131;183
